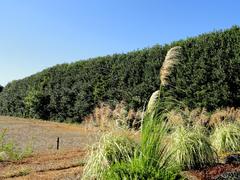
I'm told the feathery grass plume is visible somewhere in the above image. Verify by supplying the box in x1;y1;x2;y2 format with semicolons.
211;122;240;154
168;126;217;170
160;46;182;86
82;133;138;180
146;90;160;114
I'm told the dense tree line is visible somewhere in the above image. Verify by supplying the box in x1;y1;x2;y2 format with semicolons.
0;85;3;93
0;26;240;122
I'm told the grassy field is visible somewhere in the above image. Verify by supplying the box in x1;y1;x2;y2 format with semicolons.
2;115;240;179
0;116;101;179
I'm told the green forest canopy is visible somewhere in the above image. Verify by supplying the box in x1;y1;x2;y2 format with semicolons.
0;26;240;122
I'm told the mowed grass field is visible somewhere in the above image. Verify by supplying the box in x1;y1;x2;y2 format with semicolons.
0;116;101;179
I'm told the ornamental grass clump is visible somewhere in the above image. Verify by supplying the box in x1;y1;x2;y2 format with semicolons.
211;123;240;154
169;126;217;170
103;114;181;179
82;133;138;180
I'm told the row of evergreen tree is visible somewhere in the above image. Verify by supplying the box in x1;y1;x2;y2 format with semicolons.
0;26;240;122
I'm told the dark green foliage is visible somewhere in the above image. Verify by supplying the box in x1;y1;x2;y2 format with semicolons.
0;85;3;93
0;26;240;122
24;89;50;119
167;26;240;110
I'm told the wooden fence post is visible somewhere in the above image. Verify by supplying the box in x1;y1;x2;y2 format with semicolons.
57;137;60;150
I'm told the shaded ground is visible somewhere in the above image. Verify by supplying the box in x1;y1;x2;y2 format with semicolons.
0;116;101;179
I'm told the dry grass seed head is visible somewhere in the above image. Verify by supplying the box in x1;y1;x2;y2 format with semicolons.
146;90;160;114
160;46;182;86
209;107;240;126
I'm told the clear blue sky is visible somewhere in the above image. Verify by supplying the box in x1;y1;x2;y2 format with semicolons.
0;0;239;86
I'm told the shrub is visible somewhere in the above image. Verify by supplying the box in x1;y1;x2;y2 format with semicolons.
169;126;217;170
82;133;138;179
211;123;240;154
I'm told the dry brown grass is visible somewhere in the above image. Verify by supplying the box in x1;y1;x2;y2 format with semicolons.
83;102;143;130
0;116;101;153
167;108;210;127
209;107;240;126
166;107;240;128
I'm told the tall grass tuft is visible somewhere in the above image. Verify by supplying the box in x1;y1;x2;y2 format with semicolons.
103;114;181;179
211;122;240;154
160;46;182;86
168;126;217;170
82;133;138;179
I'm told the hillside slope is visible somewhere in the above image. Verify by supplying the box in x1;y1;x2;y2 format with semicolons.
0;26;240;122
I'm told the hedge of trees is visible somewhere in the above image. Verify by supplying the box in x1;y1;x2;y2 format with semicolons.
0;85;3;93
0;26;240;122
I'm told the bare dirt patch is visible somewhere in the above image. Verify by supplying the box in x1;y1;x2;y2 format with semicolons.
0;116;101;179
0;116;100;152
0;149;86;179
